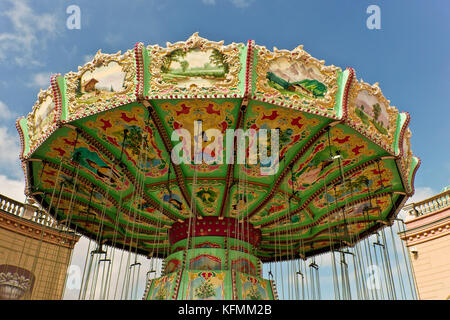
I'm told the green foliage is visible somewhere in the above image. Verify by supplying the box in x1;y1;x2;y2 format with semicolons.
247;285;263;300
155;285;168;300
195;280;215;299
266;72;290;89
209;49;228;73
372;103;381;121
76;96;101;105
295;79;327;97
75;78;83;98
370;118;388;135
172;69;225;77
161;48;228;80
161;49;187;73
196;189;217;205
71;149;83;163
180;60;189;72
355;105;388;135
120;125;143;156
266;72;327;97
355;107;370;125
341;175;370;195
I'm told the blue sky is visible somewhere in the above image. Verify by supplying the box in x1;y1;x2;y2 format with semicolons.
0;0;448;299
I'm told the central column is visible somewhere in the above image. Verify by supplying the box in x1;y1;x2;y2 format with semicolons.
144;217;278;300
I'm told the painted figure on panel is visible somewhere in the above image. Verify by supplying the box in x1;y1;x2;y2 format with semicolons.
162;192;184;211
71;147;121;187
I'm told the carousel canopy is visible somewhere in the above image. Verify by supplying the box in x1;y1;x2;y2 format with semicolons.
17;33;419;262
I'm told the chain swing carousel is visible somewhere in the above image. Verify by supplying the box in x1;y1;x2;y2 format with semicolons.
16;34;420;300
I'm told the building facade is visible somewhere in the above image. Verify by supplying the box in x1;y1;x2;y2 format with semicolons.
0;195;79;300
400;187;450;300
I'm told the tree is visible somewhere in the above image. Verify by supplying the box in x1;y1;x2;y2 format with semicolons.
209;49;228;73
248;284;263;300
180;60;189;73
195;280;215;299
162;49;187;73
372;103;381;121
75;78;82;97
155;285;168;300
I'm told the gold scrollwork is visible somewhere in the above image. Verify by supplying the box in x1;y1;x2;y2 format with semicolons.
65;49;136;119
147;33;243;95
401;128;413;180
26;88;57;150
254;45;341;112
347;80;399;148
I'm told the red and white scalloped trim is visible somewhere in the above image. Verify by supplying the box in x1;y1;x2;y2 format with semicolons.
231;270;238;300
64;94;137;124
172;270;183;299
398;112;411;158
250;94;340;120
408;157;421;196
142;277;152;300
51;74;63;125
134;42;145;99
244;39;254;97
23;75;63;159
396;111;415;194
15;117;25;161
143;93;244;101
270;279;278;300
342;67;355;119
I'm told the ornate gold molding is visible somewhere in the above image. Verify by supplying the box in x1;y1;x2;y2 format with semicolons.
346;80;399;149
401;128;413;180
65;49;136;120
26;88;57;151
254;44;340;112
147;33;243;96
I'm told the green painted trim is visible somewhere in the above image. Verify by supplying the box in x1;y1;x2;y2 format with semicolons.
57;75;68;121
393;112;407;156
238;43;248;94
250;46;258;96
335;69;349;119
408;156;420;192
142;45;150;98
19;118;30;156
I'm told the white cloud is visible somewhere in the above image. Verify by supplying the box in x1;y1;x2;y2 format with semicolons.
229;0;254;8
0;175;25;202
27;72;52;89
0;102;24;192
0;126;21;167
399;186;436;220
0;124;23;181
200;0;254;8
83;54;94;64
406;186;436;204
104;33;123;46
0;0;59;66
64;236;157;300
0;101;16;120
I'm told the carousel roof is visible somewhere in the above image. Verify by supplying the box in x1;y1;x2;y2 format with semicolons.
16;33;419;261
